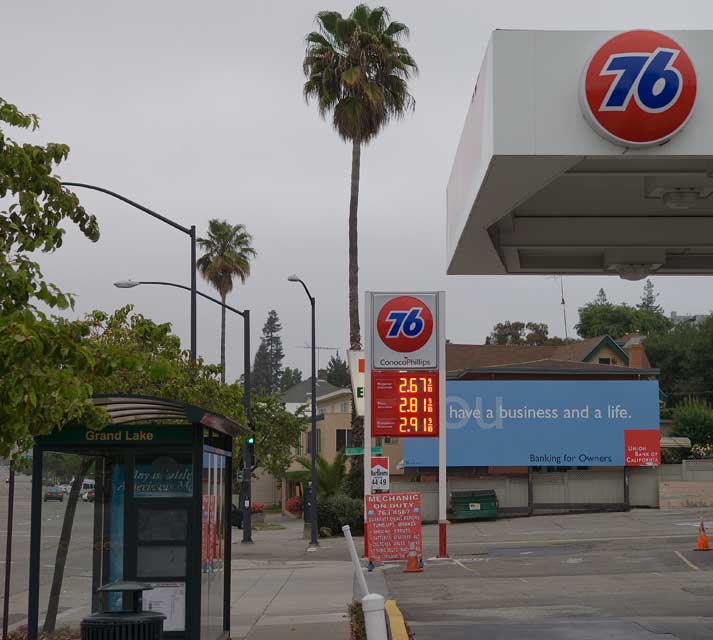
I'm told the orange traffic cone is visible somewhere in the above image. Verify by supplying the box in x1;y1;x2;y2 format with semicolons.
404;542;423;573
695;518;710;551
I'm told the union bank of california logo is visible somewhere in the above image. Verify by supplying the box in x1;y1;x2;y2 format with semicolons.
580;30;697;147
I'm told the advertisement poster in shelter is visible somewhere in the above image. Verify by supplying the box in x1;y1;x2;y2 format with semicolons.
365;492;422;561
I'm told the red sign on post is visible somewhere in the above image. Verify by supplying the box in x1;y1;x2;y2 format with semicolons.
371;371;439;437
365;492;422;561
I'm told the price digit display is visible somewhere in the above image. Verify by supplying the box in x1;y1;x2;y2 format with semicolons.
371;370;439;437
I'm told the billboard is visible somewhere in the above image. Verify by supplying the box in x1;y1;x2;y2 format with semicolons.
404;380;660;467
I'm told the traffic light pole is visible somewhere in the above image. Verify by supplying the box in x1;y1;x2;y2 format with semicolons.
242;310;253;543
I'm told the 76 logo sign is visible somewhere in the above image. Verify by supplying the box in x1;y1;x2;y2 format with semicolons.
581;30;697;147
384;307;425;339
600;48;682;113
376;295;434;354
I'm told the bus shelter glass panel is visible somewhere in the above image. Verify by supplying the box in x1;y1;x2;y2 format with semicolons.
200;450;226;640
35;453;124;633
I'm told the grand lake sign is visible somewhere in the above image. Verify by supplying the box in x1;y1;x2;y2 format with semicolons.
37;424;193;446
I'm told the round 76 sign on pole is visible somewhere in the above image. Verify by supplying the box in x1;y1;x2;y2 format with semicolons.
364;291;447;559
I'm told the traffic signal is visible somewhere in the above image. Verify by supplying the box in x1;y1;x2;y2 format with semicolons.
247;434;255;445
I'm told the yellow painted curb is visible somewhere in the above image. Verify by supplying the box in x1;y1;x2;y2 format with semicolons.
385;599;409;640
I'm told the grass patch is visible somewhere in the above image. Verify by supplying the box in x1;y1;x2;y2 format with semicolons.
349;602;366;640
253;521;286;531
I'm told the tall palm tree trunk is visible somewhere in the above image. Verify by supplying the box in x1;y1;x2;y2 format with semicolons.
349;138;362;350
220;292;227;384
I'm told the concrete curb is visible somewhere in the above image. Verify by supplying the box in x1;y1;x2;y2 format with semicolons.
385;599;409;640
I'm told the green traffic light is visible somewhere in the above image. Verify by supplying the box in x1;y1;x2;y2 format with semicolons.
247;435;255;444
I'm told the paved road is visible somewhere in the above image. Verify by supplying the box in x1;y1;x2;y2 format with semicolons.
385;509;713;640
0;474;96;628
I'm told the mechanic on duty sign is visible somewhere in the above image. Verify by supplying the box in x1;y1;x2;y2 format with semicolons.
371;293;439;369
365;492;422;561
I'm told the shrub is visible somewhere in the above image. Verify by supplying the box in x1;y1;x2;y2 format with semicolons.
318;493;363;536
250;503;264;514
690;443;713;459
285;495;303;515
672;397;713;446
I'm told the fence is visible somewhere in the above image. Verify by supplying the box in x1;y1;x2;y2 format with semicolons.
392;467;659;521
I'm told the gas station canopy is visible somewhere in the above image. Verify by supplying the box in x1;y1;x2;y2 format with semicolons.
447;29;713;279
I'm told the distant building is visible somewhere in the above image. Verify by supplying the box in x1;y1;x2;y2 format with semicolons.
670;311;709;325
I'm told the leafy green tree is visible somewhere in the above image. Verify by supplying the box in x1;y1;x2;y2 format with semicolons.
485;321;565;346
294;450;348;499
646;317;713;395
197;219;256;383
326;351;350;387
252;310;285;394
249;395;306;478
303;4;417;352
280;366;303;391
671;397;713;446
575;288;671;339
0;97;106;457
638;279;663;313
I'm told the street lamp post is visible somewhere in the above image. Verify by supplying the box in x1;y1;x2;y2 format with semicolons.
114;280;254;543
287;275;318;546
62;182;197;363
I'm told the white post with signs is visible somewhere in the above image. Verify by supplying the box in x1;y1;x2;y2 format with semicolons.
364;294;373;506
437;291;447;557
364;291;447;558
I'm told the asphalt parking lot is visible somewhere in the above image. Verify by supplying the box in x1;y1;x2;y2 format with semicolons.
384;509;713;640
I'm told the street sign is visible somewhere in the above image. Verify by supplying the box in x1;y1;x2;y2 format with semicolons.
372;370;439;437
371;293;439;370
365;492;422;561
348;350;365;416
580;30;697;147
345;447;383;457
370;456;389;492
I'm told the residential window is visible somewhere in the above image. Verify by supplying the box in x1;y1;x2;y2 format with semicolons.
336;429;353;452
306;429;321;454
598;357;611;365
340;401;351;413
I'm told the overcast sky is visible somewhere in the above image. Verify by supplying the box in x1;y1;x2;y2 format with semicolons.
4;0;713;381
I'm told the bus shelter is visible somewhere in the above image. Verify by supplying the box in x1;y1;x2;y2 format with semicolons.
27;394;247;640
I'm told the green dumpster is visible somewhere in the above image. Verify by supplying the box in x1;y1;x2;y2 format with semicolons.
449;489;498;521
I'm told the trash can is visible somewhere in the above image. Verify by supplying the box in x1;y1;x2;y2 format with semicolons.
449;489;498;521
81;582;165;640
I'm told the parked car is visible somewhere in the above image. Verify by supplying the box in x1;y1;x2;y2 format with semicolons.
58;484;72;494
44;487;64;502
81;489;95;502
231;504;243;529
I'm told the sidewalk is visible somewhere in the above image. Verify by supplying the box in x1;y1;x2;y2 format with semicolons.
230;516;353;639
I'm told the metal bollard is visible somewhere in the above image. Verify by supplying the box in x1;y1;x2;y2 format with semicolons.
361;593;388;640
343;525;369;599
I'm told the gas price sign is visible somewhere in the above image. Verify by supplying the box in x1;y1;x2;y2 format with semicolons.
371;371;439;437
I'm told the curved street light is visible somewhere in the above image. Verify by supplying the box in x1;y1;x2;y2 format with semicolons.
62;182;198;363
288;274;318;546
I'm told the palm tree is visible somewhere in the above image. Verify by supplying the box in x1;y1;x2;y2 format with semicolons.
303;5;417;350
294;450;348;499
197;219;256;383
